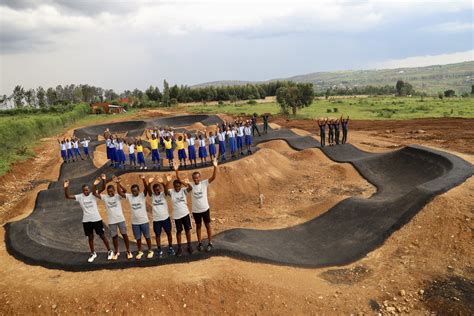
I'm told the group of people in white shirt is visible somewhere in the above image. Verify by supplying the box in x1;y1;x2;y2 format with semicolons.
57;137;91;162
64;160;218;263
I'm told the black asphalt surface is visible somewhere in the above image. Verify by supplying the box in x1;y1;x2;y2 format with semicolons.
4;114;473;271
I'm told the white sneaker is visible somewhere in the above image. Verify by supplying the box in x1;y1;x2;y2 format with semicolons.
136;251;144;260
107;250;114;260
112;252;120;260
144;166;148;170
140;166;143;170
88;252;97;263
147;250;154;259
127;251;133;259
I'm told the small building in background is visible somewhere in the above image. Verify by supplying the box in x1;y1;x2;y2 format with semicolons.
90;102;125;114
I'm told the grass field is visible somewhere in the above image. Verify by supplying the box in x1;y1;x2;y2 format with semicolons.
0;105;138;176
181;96;474;120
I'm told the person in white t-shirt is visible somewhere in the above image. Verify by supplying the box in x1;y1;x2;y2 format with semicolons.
117;174;154;260
93;173;133;260
168;172;193;256
175;159;218;252
63;178;113;263
80;137;91;159
146;175;176;257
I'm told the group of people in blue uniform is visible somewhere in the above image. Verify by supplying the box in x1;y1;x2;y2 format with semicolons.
317;116;350;147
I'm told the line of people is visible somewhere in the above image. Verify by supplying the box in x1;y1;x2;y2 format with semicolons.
104;118;263;170
317;115;350;147
63;160;218;263
57;137;92;162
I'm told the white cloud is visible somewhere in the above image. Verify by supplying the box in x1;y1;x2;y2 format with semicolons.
372;50;474;69
422;21;474;33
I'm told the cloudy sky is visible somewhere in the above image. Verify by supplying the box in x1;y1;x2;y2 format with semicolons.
0;0;473;95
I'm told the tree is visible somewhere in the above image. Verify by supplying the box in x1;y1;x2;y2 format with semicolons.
46;87;58;105
471;85;474;95
13;85;25;108
395;80;414;96
24;89;36;107
444;89;456;98
104;89;118;101
36;86;47;108
162;80;170;107
276;83;314;116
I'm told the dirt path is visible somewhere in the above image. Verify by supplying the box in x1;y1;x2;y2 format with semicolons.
0;113;472;315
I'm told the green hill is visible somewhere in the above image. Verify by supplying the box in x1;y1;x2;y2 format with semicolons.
193;61;474;95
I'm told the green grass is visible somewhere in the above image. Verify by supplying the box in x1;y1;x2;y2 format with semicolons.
181;96;474;120
0;105;138;176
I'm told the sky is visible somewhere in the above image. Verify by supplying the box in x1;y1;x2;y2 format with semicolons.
0;0;473;95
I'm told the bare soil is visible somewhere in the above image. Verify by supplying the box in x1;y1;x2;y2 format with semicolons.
0;114;472;315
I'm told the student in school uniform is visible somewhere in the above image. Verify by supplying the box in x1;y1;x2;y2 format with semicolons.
66;138;75;162
109;136;118;167
80;137;92;159
244;121;253;155
113;137;121;168
236;122;245;156
207;131;217;161
217;126;227;161
116;174;154;260
116;138;127;168
93;174;133;260
162;135;174;170
146;130;161;170
170;168;193;256
175;134;187;168
227;126;237;158
105;136;112;165
63;178;113;263
127;139;137;168
58;139;68;163
186;133;197;167
147;175;176;257
159;127;165;150
136;139;147;170
176;159;218;252
73;138;84;160
197;132;208;166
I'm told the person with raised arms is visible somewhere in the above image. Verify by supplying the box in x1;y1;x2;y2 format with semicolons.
57;139;68;163
162;134;175;170
176;159;218;252
244;121;253;155
63;178;113;263
146;129;161;170
317;117;328;147
80;137;92;159
93;173;133;260
175;133;187;168
217;125;227;161
341;115;350;144
147;175;176;257
116;174;154;260
236;121;245;156
186;132;197;167
170;167;193;256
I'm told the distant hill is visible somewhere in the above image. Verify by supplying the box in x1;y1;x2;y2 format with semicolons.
192;61;474;95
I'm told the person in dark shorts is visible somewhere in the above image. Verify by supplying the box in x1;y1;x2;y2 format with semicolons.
341;115;350;144
169;169;193;256
176;158;218;252
251;114;261;136
64;178;112;263
147;175;176;257
317;117;328;147
262;113;270;134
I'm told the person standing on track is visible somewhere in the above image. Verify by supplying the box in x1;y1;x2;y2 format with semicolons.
176;159;218;252
93;174;133;260
146;130;161;170
328;119;334;146
341;115;350;144
317;118;328;147
334;117;340;145
63;178;113;263
262;113;270;134
117;174;154;260
80;137;92;159
251;114;261;136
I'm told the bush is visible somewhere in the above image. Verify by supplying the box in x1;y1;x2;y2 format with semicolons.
326;109;332;113
247;100;257;105
333;107;339;113
0;103;90;175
